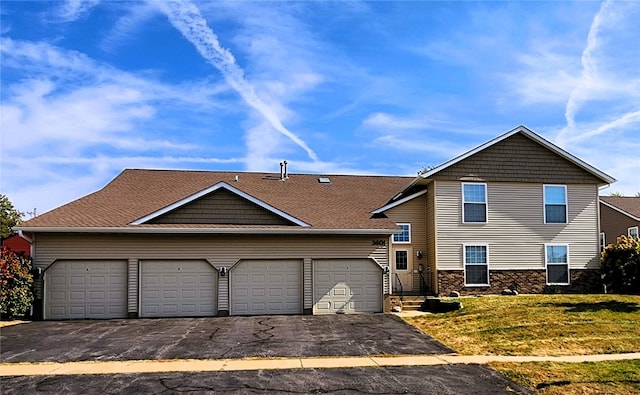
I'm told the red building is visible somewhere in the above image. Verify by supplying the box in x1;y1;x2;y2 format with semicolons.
1;233;32;257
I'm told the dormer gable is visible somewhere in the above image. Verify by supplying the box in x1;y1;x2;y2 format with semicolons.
131;182;308;226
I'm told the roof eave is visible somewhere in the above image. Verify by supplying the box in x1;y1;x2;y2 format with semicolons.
15;226;398;235
599;200;640;222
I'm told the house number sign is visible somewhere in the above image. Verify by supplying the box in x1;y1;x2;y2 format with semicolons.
371;239;386;246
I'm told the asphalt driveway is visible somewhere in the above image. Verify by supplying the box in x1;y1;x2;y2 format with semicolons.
2;366;533;394
1;314;452;363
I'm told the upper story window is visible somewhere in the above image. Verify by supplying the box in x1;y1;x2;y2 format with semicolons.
393;223;411;243
544;185;567;224
629;226;639;239
462;183;487;223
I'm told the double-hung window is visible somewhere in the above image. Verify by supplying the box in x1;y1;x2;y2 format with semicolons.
544;185;567;224
462;183;487;223
464;244;489;286
546;244;569;285
393;223;411;243
600;232;606;251
629;226;639;239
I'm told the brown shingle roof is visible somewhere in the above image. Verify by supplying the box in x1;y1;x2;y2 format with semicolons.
20;169;414;231
600;196;640;220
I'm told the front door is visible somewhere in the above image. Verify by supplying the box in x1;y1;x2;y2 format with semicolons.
392;247;413;292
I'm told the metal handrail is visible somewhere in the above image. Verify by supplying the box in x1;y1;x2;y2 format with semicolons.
419;270;428;295
394;272;404;301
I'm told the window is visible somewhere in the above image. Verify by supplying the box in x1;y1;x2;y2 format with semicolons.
464;245;489;286
546;244;569;285
600;232;606;251
629;226;639;239
544;185;567;224
395;250;408;271
393;223;411;243
462;183;487;223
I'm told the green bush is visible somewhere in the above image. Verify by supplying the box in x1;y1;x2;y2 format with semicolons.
0;248;34;319
601;235;640;294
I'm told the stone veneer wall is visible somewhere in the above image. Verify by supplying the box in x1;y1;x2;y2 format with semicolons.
437;269;602;296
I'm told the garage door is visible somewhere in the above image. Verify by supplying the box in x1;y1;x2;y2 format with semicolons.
231;260;302;315
141;260;217;318
45;260;127;320
314;259;382;314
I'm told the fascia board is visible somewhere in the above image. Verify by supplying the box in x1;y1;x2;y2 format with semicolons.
372;189;427;214
14;226;396;235
130;181;309;226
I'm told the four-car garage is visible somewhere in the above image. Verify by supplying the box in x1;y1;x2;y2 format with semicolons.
44;257;384;319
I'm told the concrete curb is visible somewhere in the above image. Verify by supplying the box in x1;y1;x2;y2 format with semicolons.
2;353;639;377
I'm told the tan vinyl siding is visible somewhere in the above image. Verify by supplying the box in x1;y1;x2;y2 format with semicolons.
303;257;313;309
149;188;294;226
33;234;387;267
426;182;437;292
436;181;600;271
368;244;390;294
385;193;427;291
217;266;229;311
127;258;138;314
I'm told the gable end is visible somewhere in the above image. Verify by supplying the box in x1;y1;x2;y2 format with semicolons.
431;132;604;184
147;188;297;226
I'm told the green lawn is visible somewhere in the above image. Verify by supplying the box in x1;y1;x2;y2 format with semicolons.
403;294;640;394
404;294;640;356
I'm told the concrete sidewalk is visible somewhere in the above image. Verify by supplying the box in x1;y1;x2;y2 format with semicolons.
2;352;639;377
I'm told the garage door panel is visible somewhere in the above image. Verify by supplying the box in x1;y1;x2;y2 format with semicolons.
313;259;382;314
231;260;302;315
45;260;128;320
140;260;217;318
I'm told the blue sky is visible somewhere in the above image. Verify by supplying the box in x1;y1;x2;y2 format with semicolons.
1;0;639;215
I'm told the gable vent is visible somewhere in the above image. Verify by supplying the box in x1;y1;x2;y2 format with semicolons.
318;177;331;183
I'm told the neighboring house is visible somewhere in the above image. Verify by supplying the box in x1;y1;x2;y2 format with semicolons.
1;232;32;257
17;126;615;320
599;197;640;248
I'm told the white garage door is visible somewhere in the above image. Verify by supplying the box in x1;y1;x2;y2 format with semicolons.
314;259;382;314
45;260;127;320
141;260;217;318
231;260;302;315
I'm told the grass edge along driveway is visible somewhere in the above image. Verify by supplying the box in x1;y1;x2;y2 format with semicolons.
404;294;640;395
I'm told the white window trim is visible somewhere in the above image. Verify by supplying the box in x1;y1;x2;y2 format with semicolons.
394;249;410;272
545;243;570;285
628;226;639;238
600;232;606;251
462;182;488;224
543;184;568;224
463;243;490;287
392;223;411;244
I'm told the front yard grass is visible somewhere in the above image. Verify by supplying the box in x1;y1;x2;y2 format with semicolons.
489;360;640;395
404;294;640;356
404;294;640;394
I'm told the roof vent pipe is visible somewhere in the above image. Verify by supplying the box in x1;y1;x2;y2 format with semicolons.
283;160;289;180
279;162;284;180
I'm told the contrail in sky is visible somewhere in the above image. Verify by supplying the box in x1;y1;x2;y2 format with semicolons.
154;0;319;162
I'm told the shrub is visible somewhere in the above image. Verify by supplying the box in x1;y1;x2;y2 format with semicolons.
0;248;34;319
601;235;640;294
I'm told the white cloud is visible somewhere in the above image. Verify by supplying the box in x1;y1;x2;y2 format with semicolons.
152;0;319;162
54;0;101;23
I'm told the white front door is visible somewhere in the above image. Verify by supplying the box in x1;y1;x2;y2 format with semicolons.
393;248;413;292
